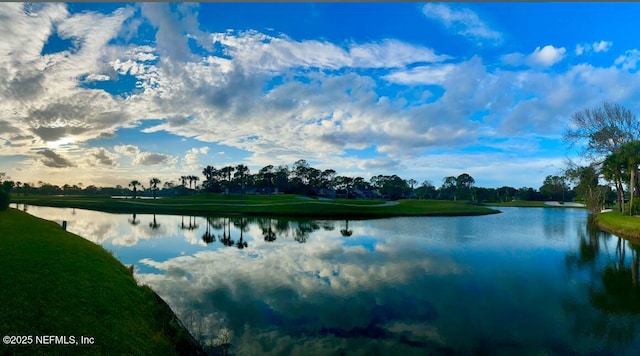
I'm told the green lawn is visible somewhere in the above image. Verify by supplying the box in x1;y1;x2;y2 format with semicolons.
595;211;640;241
12;194;500;218
486;200;583;208
0;209;201;355
486;200;548;207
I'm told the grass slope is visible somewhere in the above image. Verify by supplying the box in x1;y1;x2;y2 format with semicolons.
0;209;201;355
595;211;640;242
12;194;500;218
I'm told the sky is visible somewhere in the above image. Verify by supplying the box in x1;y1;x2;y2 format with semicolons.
2;2;640;189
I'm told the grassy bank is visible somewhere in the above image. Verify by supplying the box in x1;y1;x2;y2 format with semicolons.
595;211;640;242
0;208;202;355
12;194;500;218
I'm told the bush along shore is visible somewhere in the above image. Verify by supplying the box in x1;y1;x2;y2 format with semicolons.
0;208;204;355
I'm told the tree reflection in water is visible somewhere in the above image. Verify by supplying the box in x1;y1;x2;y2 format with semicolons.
564;215;640;349
340;219;353;237
590;242;640;314
128;213;140;226
180;215;199;231
149;213;160;230
219;217;235;247
260;218;277;242
125;213;348;248
233;217;248;249
202;216;215;244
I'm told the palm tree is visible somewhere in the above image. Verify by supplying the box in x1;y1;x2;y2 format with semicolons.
407;179;417;199
180;176;188;187
129;180;141;199
202;165;217;195
191;176;199;191
149;177;161;199
220;166;235;198
235;164;249;198
602;153;626;213
618;141;640;215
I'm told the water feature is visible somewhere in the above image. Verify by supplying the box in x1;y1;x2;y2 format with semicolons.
13;204;640;354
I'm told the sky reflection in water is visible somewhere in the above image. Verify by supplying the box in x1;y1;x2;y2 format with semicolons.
16;204;640;354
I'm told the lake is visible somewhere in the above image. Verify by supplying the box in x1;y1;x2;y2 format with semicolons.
12;204;640;354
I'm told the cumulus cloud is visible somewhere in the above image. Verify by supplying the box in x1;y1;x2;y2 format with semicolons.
593;40;613;53
141;3;210;60
502;45;566;68
422;3;502;45
184;146;209;165
133;151;177;166
114;144;176;166
114;144;140;155
528;45;566;67
576;40;612;56
36;149;77;168
87;147;118;166
614;49;640;71
5;3;640;188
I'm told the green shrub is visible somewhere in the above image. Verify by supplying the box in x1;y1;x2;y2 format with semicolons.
0;189;8;211
632;198;640;216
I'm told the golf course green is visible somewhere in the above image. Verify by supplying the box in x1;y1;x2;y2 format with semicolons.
12;194;500;218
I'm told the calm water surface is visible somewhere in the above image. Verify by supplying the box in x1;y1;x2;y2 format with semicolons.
14;204;640;354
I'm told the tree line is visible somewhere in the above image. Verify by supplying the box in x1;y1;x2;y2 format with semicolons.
2;158;594;204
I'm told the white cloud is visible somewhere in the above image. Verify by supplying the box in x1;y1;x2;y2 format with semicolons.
421;3;502;45
593;40;612;53
133;151;177;166
140;3;209;61
210;30;448;72
576;40;613;56
114;144;176;166
502;45;566;68
615;49;640;71
86;147;118;167
84;74;111;82
184;146;209;165
36;149;77;168
114;144;140;155
383;64;456;85
527;45;566;67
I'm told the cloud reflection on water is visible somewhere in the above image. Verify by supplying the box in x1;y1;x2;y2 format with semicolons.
136;225;466;353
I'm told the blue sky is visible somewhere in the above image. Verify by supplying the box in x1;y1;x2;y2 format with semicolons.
2;2;640;189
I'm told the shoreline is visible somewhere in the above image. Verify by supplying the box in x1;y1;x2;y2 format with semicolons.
11;195;501;218
0;208;204;355
595;211;640;244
